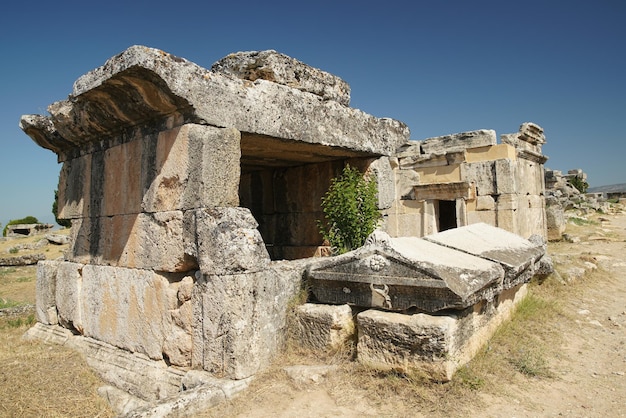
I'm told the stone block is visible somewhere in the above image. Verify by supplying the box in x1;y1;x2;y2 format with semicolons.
475;195;495;211
27;46;409;159
294;303;355;351
356;309;457;380
494;159;517;194
418;164;461;184
421;129;497;154
211;50;351;106
192;262;304;379
79;264;182;362
467;210;496;226
67;211;196;272
368;157;395;210
35;260;59;325
424;222;544;289
58;124;241;220
307;234;504;312
187;207;270;275
356;283;528;381
55;262;84;333
546;204;566;241
461;161;497;196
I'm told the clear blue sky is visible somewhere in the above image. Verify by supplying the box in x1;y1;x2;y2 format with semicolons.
1;0;624;228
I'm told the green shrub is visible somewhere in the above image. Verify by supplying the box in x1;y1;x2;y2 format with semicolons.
2;216;40;237
318;164;381;255
569;176;589;193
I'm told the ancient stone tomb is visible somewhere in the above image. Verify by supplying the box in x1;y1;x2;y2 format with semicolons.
20;45;548;412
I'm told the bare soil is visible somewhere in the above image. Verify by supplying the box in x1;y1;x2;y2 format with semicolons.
0;215;624;417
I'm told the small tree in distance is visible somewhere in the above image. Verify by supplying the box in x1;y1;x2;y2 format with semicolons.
318;164;381;255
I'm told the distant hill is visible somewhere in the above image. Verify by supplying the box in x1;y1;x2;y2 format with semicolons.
588;183;626;193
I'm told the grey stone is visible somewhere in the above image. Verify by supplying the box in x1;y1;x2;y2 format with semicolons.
186;207;270;275
424;222;545;289
0;253;46;266
35;260;59;325
211;50;351;106
546;203;566;241
283;365;339;385
192;261;304;379
307;228;505;312
294;303;355;351
22;46;409;159
421;129;497;154
45;233;70;245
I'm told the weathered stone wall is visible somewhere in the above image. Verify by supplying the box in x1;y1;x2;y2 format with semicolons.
21;45;410;394
383;123;548;240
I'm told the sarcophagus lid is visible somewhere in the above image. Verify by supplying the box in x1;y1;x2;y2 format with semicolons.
423;223;545;289
306;232;505;313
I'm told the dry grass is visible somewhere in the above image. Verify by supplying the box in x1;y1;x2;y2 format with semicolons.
0;231;112;418
0;315;113;418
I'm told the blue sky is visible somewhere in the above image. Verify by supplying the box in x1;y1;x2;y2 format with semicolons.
1;0;624;228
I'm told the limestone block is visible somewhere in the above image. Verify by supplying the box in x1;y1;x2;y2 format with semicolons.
465;143;517;163
357;309;457;380
421;129;496;154
80;265;181;361
418;164;461;184
35;260;59;325
192;262;304;379
546;204;566;241
494;159;517;194
475;195;495;211
395;169;420;200
424;223;544;289
467;210;496;226
211;50;351;106
461;161;496;195
55;262;84;333
307;236;504;312
188;207;270;275
57;153;91;219
59;124;240;220
67;211;196;272
294;303;355;351
368;157;395;210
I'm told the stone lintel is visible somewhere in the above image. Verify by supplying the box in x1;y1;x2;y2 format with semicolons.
413;181;474;201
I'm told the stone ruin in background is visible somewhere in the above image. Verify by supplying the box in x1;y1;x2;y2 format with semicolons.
20;46;551;415
543;168;617;241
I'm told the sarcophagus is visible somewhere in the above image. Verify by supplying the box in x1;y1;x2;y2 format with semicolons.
306;224;544;313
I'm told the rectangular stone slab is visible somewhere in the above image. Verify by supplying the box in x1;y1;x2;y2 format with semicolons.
423;222;544;288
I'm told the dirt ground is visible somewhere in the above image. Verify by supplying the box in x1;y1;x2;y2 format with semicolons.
0;214;624;417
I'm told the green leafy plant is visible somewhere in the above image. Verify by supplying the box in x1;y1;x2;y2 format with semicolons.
2;216;39;237
318;164;381;255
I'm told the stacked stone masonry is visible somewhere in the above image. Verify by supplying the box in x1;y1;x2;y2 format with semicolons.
20;45;550;411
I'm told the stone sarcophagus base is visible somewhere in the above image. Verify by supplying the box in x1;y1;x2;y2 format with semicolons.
299;224;548;380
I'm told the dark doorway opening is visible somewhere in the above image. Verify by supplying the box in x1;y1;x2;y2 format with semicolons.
437;200;457;232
